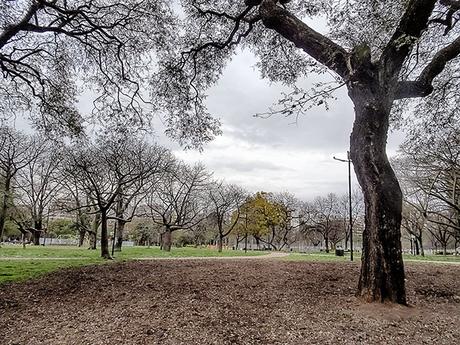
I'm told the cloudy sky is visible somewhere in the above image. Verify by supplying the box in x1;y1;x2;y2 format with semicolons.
165;49;405;201
9;24;404;203
11;46;405;202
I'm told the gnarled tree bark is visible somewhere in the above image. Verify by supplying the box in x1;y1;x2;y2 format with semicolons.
348;82;405;304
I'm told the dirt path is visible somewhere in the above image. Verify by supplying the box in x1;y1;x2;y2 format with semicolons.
0;260;459;345
134;251;289;261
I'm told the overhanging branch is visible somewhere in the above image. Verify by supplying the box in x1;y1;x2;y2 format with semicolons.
259;0;349;79
395;35;460;99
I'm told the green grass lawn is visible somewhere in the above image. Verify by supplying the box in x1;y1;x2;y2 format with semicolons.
0;258;104;284
284;251;460;263
1;245;458;285
0;245;266;259
116;246;265;259
283;252;356;262
403;253;460;262
0;245;265;284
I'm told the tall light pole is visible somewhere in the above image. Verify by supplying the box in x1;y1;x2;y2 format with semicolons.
333;151;353;261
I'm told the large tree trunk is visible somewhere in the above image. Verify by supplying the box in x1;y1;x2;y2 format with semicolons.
162;227;172;251
349;87;406;304
100;209;111;259
115;219;126;252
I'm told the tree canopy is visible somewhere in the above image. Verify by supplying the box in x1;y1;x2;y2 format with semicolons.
0;0;175;134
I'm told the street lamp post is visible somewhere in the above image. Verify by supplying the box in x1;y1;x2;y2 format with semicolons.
333;151;353;261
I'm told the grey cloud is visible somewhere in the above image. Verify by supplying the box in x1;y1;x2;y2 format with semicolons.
210;158;288;173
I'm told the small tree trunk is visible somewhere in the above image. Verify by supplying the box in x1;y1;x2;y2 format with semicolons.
255;236;260;250
0;175;11;242
217;236;223;252
418;235;425;257
162;228;172;252
32;219;43;246
324;237;329;253
100;209;111;259
87;231;96;250
345;230;349;251
350;89;406;304
78;230;85;247
32;230;41;245
89;212;100;250
115;220;126;252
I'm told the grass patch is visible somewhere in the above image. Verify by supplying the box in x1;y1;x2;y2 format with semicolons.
0;245;100;258
0;245;266;284
0;245;266;259
284;252;356;262
0;258;104;285
285;252;460;263
116;246;266;259
403;254;460;263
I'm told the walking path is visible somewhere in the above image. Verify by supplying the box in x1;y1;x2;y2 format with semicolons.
2;253;460;264
134;251;289;261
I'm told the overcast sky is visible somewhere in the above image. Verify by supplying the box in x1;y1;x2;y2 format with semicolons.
10;46;404;202
163;49;404;201
9;37;404;202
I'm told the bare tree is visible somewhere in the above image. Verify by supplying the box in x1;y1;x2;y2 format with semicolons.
299;202;321;248
146;162;211;251
0;126;44;242
208;182;247;252
401;205;425;256
63;134;163;258
338;189;364;250
59;176;95;248
110;143;171;252
16;139;62;245
396;125;460;255
272;192;303;251
427;217;453;255
155;0;460;304
308;193;343;253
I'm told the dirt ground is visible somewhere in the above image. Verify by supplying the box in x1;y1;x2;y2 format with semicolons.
0;259;459;345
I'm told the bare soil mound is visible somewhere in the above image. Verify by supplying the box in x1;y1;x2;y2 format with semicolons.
0;260;459;345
